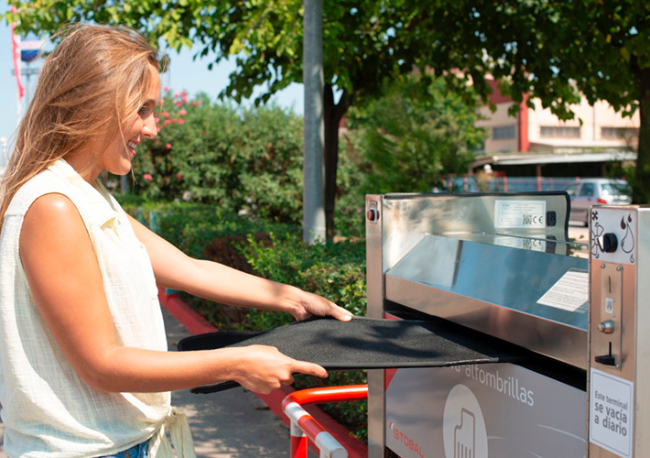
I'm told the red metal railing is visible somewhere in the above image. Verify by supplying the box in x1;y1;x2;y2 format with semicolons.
282;385;369;458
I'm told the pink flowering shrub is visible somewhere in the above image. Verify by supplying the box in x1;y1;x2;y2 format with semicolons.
127;90;306;225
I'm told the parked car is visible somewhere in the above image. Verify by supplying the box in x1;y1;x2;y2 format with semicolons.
565;178;632;226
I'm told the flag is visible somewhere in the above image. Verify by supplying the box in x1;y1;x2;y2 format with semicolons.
10;6;24;100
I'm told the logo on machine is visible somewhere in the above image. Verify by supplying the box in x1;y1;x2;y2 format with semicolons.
443;384;488;458
389;421;425;457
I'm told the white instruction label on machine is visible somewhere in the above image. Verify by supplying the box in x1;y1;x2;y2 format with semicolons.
590;368;634;458
537;269;588;312
494;200;546;228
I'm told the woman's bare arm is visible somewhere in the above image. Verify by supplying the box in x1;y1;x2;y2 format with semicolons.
19;194;327;394
127;215;352;322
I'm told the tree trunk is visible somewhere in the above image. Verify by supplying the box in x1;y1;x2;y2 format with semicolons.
634;67;650;204
322;84;352;240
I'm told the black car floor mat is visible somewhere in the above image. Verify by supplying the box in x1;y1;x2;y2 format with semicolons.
177;316;528;394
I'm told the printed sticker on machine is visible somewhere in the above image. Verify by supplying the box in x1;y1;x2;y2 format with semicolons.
537;269;589;313
494;200;547;228
590;368;634;458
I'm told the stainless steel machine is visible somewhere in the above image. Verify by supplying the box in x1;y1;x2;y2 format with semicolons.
365;192;649;458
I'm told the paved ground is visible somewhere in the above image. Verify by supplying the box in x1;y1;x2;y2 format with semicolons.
164;308;291;458
568;221;590;243
0;308;291;458
568;221;590;259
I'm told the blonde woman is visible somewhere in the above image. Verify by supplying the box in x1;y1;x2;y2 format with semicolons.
0;24;351;458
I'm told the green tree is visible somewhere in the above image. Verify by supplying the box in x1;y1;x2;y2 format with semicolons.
547;1;650;204
346;75;486;194
4;0;491;238
418;1;650;201
8;0;650;223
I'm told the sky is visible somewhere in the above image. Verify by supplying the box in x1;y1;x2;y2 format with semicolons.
0;0;304;165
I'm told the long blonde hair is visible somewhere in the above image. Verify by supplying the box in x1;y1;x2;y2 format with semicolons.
0;24;160;233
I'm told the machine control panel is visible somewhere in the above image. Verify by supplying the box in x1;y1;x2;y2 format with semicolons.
589;206;643;458
593;262;624;370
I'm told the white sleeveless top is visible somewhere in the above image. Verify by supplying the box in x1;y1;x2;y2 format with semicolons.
0;159;191;457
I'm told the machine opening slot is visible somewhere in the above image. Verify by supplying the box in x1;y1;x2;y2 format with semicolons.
386;302;586;391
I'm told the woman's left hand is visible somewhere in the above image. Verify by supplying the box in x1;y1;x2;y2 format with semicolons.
291;290;353;322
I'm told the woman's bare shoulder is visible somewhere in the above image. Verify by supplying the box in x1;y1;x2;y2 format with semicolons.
21;193;87;247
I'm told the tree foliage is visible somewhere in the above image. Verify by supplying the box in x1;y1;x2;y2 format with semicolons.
4;0;498;238
410;1;650;200
345;75;486;194
7;0;650;213
120;81;485;237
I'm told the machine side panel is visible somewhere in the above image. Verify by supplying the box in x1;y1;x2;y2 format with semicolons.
588;206;643;458
635;210;650;454
366;195;385;458
385;364;586;458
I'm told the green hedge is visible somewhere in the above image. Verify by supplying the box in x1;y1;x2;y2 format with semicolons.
240;231;366;328
118;199;368;439
121;93;366;237
120;199;288;259
239;231;368;441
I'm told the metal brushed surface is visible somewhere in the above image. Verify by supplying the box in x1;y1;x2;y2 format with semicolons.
386;275;589;370
635;209;650;455
379;193;572;272
387;235;589;330
588;206;650;457
365;195;385;458
367;192;588;458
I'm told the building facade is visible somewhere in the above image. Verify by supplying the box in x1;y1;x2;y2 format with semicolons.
472;78;639;177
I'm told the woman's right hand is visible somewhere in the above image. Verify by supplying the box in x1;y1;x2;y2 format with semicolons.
231;345;328;394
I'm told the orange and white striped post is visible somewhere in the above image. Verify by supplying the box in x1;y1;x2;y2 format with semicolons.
282;385;368;458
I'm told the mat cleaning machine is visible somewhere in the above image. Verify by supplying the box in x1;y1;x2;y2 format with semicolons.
365;192;649;458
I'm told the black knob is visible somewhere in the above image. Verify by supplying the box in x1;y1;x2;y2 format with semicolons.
595;354;616;366
602;233;618;253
